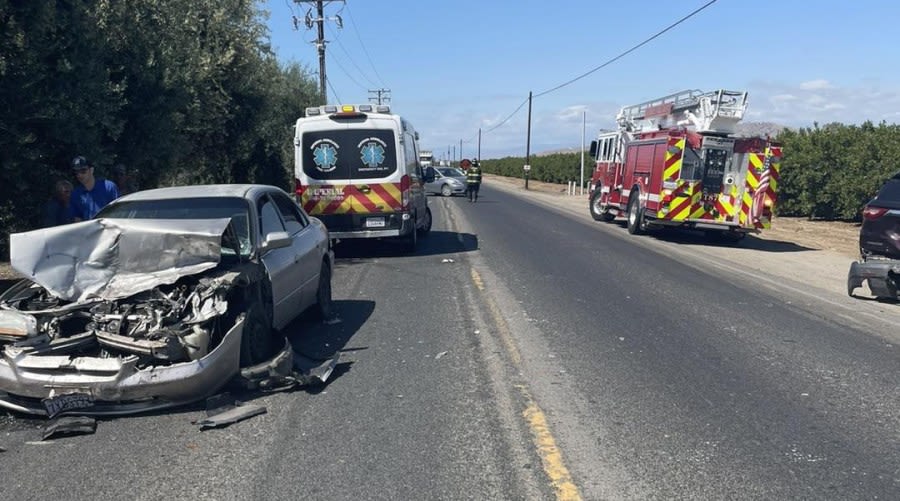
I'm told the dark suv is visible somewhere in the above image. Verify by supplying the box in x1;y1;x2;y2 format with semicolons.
848;172;900;298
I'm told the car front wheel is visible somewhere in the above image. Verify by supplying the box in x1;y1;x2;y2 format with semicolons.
239;301;275;366
441;184;452;197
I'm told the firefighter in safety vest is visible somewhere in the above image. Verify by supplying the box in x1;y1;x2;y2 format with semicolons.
466;159;482;202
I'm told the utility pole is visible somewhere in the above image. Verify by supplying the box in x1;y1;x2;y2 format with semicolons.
525;91;532;190
580;110;585;196
368;88;391;105
459;139;463;161
295;0;344;104
477;128;481;161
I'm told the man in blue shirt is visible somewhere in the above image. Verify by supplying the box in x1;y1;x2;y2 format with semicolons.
69;156;119;221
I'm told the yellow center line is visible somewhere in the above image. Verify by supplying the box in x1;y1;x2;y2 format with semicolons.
471;267;582;501
523;402;582;501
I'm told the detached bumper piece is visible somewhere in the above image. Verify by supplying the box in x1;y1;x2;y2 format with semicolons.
193;393;267;430
234;340;339;391
847;259;900;298
41;416;97;441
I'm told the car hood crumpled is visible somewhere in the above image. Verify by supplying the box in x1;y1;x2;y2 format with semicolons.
10;218;231;303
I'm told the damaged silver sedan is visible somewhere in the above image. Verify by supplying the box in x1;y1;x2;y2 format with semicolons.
0;185;333;417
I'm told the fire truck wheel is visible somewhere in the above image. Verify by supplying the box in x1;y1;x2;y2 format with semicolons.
626;194;645;235
590;190;616;222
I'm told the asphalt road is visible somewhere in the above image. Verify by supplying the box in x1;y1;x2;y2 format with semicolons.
1;184;899;500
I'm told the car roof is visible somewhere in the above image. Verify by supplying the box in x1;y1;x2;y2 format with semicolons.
116;184;282;202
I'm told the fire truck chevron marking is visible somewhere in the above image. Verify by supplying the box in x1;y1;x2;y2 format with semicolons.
663;138;685;181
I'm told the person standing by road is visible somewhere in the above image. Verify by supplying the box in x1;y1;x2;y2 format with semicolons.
43;180;74;227
466;159;483;202
112;163;139;196
69;155;119;222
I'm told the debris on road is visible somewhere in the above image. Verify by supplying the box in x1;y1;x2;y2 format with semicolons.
435;351;448;360
234;341;339;392
193;394;266;430
41;416;97;441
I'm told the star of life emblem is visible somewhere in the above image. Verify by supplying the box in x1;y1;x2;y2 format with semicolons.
359;138;387;168
311;139;339;172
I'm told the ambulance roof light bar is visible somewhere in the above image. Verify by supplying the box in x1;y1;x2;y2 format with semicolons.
305;104;392;117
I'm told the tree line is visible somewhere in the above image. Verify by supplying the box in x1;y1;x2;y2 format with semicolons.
0;0;319;256
480;121;900;221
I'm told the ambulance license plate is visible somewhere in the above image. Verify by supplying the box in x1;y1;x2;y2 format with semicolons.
365;217;385;228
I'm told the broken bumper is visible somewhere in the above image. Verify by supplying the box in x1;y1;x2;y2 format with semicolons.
0;318;247;417
847;259;900;298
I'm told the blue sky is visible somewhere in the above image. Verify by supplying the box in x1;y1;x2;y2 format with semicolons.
261;0;900;160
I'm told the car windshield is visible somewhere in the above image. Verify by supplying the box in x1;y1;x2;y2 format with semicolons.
96;197;252;257
438;167;464;177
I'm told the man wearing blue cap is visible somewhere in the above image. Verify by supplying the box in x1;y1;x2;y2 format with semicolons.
69;155;119;221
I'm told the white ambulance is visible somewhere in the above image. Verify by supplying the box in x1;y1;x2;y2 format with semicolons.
293;104;434;253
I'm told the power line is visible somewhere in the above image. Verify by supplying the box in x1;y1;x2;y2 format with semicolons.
475;0;718;146
327;49;369;91
326;24;379;88
482;96;531;134
326;76;342;104
345;4;387;88
534;0;718;98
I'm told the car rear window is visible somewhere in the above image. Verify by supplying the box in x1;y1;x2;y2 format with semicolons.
876;179;900;202
301;128;397;181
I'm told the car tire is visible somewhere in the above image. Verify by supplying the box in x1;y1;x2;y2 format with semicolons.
590;189;616;222
441;184;452;197
627;192;645;235
314;260;334;321
239;301;275;366
402;220;417;253
417;207;432;236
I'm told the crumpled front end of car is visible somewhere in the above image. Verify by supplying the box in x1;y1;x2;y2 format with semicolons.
0;270;249;416
0;218;261;417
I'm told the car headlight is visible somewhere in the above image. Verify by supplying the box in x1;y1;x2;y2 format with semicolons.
0;310;38;338
450;179;463;186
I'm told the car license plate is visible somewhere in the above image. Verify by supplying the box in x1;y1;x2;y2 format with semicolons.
42;392;94;418
365;217;385;228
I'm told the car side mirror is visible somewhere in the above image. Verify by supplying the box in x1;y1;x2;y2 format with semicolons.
423;166;436;183
260;231;291;253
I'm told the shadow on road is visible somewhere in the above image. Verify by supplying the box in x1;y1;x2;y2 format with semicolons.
608;221;816;252
333;230;478;259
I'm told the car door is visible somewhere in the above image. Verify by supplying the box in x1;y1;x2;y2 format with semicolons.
257;193;303;330
271;191;320;312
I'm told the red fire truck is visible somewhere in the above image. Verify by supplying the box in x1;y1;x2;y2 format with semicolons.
588;89;782;240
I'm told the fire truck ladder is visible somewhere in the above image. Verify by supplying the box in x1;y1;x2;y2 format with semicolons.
616;89;748;135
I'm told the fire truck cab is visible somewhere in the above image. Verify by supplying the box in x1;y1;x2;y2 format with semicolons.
588;89;782;240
